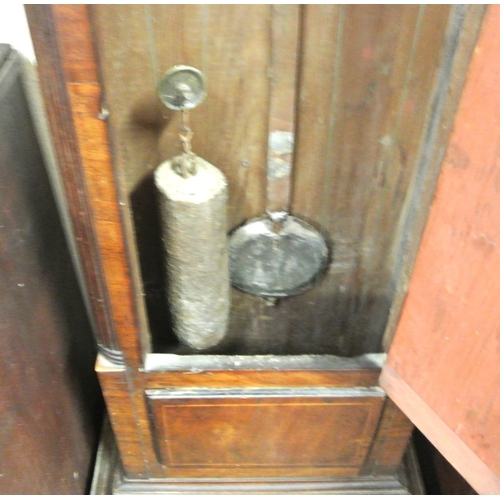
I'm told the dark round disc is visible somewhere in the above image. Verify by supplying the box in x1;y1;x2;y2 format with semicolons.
228;216;328;298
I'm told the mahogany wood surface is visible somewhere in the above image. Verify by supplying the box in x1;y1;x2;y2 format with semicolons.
142;369;379;389
361;398;414;476
381;5;500;494
26;5;146;367
92;417;423;495
147;389;384;478
0;45;102;493
95;362;147;477
96;353;413;481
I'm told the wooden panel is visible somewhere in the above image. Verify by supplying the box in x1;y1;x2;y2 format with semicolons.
96;359;151;477
93;418;420;494
381;5;500;494
26;5;148;367
91;5;460;356
147;389;384;478
289;5;453;356
144;369;379;390
383;5;486;348
91;5;271;353
361;399;413;476
0;46;102;493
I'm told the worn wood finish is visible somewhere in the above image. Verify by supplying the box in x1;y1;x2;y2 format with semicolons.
361;399;414;476
291;5;454;356
381;5;500;494
30;5;491;491
92;417;423;494
95;362;148;477
96;349;413;483
143;353;384;388
91;5;271;353
88;5;463;356
96;350;413;483
96;356;380;478
266;5;299;214
143;370;380;390
26;5;147;367
25;5;122;362
147;389;384;478
0;46;102;493
383;5;487;348
97;359;168;479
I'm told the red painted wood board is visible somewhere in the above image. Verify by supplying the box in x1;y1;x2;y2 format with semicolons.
381;5;500;494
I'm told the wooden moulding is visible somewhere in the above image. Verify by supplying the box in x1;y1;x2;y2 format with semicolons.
25;4;147;367
96;353;412;482
91;414;423;494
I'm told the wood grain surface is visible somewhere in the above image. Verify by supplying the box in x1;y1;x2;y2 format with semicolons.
383;5;486;349
266;5;299;214
142;369;380;390
93;416;420;494
27;5;486;487
90;5;467;357
0;46;102;493
381;5;500;494
361;398;414;476
147;389;384;478
26;5;148;367
25;5;123;362
292;5;452;356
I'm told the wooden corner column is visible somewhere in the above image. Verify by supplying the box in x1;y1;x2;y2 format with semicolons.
25;4;146;367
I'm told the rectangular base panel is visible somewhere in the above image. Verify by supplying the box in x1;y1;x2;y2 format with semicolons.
91;418;424;495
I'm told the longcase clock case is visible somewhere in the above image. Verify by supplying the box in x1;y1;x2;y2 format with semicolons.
26;4;489;494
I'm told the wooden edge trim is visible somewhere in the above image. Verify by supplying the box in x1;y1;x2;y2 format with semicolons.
380;364;500;494
26;5;148;367
24;5;124;364
382;5;487;350
360;398;413;476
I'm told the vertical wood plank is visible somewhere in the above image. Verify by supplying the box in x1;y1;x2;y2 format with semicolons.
93;5;272;353
54;5;146;366
96;360;151;477
89;5;464;356
346;5;452;354
383;5;486;348
25;5;128;363
96;4;271;228
290;5;447;355
382;5;500;493
266;5;300;214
